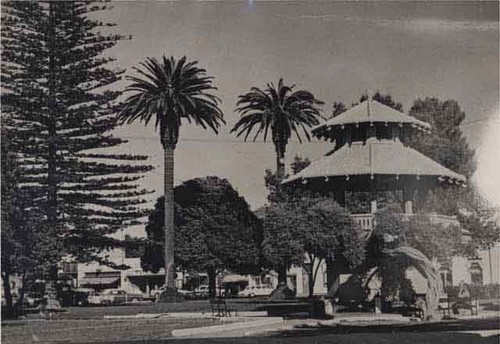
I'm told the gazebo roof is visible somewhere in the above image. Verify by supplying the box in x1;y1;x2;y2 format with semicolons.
282;138;466;185
312;100;431;135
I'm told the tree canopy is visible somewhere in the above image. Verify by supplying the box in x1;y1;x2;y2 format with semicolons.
405;98;498;250
1;1;153;270
406;97;476;178
119;56;225;149
142;177;262;296
260;196;365;296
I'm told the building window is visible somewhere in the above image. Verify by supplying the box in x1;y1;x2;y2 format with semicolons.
469;262;483;286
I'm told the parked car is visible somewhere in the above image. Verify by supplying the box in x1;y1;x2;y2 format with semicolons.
194;285;210;298
24;292;44;307
153;286;194;300
238;285;274;298
88;289;144;306
87;292;104;306
59;288;94;307
194;285;226;299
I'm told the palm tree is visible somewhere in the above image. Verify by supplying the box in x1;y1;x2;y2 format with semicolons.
232;79;323;289
231;78;324;179
119;56;225;293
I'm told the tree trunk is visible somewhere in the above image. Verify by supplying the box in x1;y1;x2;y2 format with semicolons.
47;1;58;235
46;1;60;297
164;146;175;290
2;272;14;319
17;273;27;317
310;258;323;298
326;260;340;298
277;264;287;287
208;268;217;299
307;270;314;298
275;146;286;179
275;141;287;286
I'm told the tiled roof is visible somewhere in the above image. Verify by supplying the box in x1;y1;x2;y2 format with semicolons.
282;138;466;184
312;100;431;132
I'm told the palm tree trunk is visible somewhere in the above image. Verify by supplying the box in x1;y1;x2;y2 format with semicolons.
164;146;175;290
275;146;286;179
275;141;287;286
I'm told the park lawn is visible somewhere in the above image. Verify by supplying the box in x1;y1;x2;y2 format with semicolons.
1;317;226;344
2;318;498;344
45;299;261;320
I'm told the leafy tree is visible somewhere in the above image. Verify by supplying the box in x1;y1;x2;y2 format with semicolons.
1;2;152;274
119;57;225;292
142;177;261;298
331;101;347;118
264;155;311;204
407;98;475;178
374;210;461;263
232;78;324;179
262;196;365;297
406;98;498;251
359;91;403;112
290;155;311;174
456;188;500;252
1;126;53;317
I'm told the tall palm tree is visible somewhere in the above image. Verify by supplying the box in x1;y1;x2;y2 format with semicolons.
232;79;323;289
119;56;225;292
231;78;324;179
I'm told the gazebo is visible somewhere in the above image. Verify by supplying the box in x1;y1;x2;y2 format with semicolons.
282;99;466;227
281;98;467;298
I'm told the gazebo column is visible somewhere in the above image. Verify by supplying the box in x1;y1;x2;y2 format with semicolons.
403;187;414;215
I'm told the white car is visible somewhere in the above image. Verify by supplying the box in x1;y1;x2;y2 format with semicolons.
154;286;194;299
194;285;225;298
87;289;144;306
238;285;274;298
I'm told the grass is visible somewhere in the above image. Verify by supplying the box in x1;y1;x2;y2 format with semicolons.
2;302;498;344
1;317;224;344
37;299;261;320
3;317;498;344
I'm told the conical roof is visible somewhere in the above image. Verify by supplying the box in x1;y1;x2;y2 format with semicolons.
282;137;466;185
312;100;431;139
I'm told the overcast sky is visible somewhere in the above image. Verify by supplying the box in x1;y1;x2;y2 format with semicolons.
103;1;499;210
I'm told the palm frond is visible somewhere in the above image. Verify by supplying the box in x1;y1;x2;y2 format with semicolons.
119;55;225;147
232;79;323;145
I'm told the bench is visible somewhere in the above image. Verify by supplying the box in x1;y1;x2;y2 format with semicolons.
440;297;479;317
209;298;237;317
438;297;452;318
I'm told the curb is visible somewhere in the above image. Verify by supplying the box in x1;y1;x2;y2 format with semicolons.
319;314;410;326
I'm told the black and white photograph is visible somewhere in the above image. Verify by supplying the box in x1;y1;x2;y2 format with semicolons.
1;1;499;343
